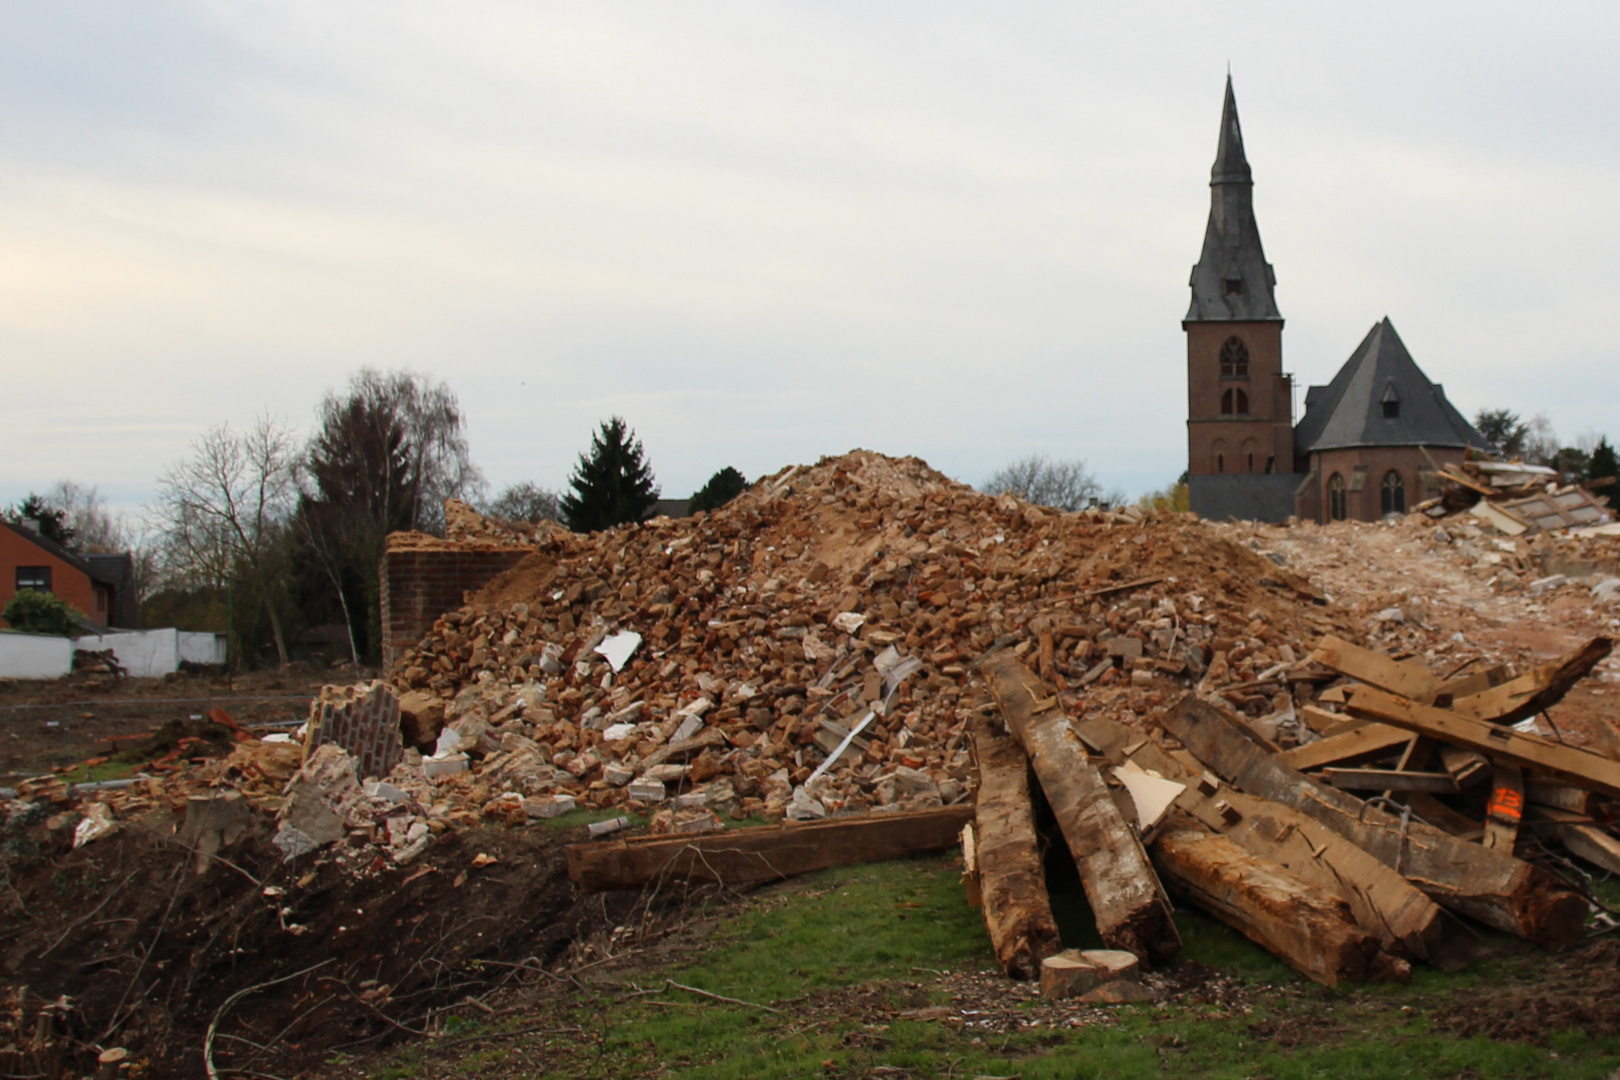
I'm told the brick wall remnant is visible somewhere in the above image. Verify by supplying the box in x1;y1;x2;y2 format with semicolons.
304;682;405;782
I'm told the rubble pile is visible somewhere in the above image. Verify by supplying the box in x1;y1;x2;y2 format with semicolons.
1426;456;1614;536
380;451;1346;838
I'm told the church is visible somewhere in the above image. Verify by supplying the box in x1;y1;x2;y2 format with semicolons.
1184;79;1490;524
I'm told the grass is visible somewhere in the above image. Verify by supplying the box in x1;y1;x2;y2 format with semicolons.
352;851;1620;1080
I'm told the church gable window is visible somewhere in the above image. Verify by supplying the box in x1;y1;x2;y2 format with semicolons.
1381;382;1400;419
1328;473;1347;521
1219;336;1249;378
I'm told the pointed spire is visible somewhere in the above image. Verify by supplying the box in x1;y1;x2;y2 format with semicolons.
1186;76;1279;322
1210;76;1252;185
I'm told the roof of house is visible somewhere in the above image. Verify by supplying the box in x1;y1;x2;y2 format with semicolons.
1;519;129;588
1186;77;1282;323
1295;317;1491;454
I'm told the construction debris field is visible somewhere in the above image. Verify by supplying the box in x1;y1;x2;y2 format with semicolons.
7;450;1620;1078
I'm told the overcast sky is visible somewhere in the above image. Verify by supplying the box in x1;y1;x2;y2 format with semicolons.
2;2;1617;515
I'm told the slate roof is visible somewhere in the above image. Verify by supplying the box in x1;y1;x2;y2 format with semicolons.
1294;318;1491;453
1186;77;1282;323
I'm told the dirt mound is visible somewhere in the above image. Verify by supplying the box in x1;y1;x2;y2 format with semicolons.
0;804;647;1078
1430;938;1620;1044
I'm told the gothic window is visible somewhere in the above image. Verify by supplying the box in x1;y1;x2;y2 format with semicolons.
1247;452;1255;473
1381;470;1406;516
1217;454;1225;473
1219;336;1249;378
1220;388;1249;416
1328;474;1346;521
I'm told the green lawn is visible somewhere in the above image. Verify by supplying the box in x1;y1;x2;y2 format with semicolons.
355;854;1620;1080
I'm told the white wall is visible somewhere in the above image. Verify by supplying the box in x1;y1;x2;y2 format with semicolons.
0;633;74;679
75;628;179;678
179;631;228;666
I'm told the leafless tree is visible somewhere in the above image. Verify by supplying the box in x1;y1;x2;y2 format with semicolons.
981;454;1105;512
42;480;161;603
485;481;562;524
154;416;298;666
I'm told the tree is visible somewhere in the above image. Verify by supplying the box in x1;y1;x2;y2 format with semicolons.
1590;438;1618;484
981;454;1103;512
486;482;562;524
561;417;660;532
1555;446;1592;485
1474;408;1528;458
689;467;748;514
39;481;159;604
297;369;483;663
154;416;298;666
3;589;81;636
6;494;76;547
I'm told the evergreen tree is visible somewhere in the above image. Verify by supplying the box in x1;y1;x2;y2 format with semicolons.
7;494;76;548
561;417;660;532
689;467;748;514
1590;438;1618;484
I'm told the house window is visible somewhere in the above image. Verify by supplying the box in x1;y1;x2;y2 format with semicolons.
16;566;51;592
1220;388;1249;416
1381;470;1406;515
1328;474;1346;521
1219;336;1249;378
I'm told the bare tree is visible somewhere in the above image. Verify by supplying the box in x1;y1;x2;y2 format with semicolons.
298;369;483;662
155;417;298;666
41;481;161;604
981;454;1104;512
485;481;563;524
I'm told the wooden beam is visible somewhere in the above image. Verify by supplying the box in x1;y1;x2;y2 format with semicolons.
1311;635;1441;703
1076;711;1466;969
1150;826;1386;987
564;804;973;892
981;653;1181;964
1322;768;1459;794
1449;637;1613;725
1344;684;1620;800
1275;723;1413;771
970;716;1063;980
1483;762;1524;852
1162;697;1585;948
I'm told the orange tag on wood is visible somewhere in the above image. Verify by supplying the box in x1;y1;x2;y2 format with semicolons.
1488;785;1524;822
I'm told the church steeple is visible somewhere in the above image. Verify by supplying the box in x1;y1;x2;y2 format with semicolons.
1187;76;1281;322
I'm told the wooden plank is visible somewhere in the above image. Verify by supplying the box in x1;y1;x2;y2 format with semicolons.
1483;762;1524;851
1076;712;1466;969
1434;665;1509;704
1311;635;1441;703
1162;696;1585;948
1150;826;1385;987
1345;683;1620;800
1563;823;1620;876
1437;744;1492;788
1404;792;1485;841
1525;780;1594;814
970;716;1062;980
1322;768;1459;794
1449;637;1612;725
1275;723;1412;771
564;804;974;892
981;653;1180;964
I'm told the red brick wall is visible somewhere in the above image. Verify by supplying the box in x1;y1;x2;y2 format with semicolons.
0;525;106;628
1309;446;1467;523
1185;321;1294;477
379;541;532;668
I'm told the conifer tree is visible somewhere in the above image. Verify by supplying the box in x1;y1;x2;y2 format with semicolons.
1590;438;1618;484
689;467;748;514
561;417;660;532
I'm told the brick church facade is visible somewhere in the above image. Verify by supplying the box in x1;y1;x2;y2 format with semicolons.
1184;79;1488;524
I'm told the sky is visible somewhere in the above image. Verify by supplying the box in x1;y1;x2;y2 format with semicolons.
2;2;1618;516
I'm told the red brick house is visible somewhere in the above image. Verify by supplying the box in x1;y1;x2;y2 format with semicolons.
1184;78;1487;523
0;520;136;629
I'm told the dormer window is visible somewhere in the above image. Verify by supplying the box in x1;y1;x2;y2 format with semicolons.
1381;381;1400;419
1219;336;1249;379
1223;277;1243;296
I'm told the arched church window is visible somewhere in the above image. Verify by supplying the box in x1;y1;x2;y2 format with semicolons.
1328;473;1347;521
1220;336;1249;378
1217;454;1224;473
1221;388;1249;416
1381;470;1406;516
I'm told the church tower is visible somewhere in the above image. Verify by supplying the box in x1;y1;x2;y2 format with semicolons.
1185;78;1294;493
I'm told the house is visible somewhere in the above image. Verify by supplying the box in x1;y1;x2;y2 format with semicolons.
0;520;136;629
1184;78;1487;524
